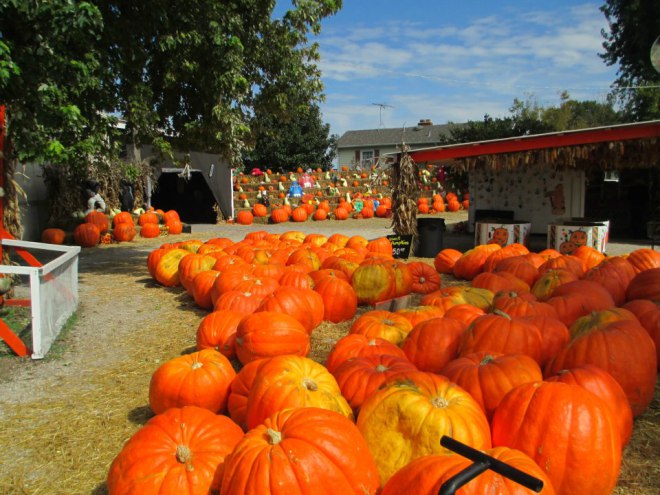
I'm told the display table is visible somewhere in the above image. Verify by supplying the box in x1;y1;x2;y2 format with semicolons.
475;219;531;247
547;218;609;254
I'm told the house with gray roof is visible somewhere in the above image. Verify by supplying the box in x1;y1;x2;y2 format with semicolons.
336;119;453;169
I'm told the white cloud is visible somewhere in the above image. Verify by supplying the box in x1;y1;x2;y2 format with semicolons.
316;2;619;137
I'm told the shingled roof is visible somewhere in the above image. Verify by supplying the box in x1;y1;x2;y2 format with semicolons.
337;122;453;148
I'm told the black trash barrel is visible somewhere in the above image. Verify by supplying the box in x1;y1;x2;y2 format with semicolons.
415;217;445;257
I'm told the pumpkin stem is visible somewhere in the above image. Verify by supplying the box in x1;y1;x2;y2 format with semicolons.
383;319;394;326
368;339;377;346
431;396;449;408
375;364;389;373
479;355;495;366
303;378;318;391
176;445;192;464
266;428;282;445
191;361;204;370
491;308;511;320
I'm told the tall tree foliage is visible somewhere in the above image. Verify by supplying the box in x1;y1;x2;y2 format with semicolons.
97;0;342;163
600;0;660;120
0;1;116;167
246;104;336;171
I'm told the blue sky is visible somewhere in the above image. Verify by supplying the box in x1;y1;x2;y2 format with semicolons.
300;1;620;137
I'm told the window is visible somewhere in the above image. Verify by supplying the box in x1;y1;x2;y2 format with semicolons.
361;150;374;168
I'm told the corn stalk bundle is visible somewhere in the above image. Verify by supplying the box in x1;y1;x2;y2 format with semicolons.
390;144;420;238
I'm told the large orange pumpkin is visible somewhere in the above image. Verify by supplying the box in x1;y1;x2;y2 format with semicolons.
453;244;501;280
113;222;137;242
351;263;397;305
255;286;323;333
440;351;543;421
433;248;462;274
148;349;236;414
313;275;358;323
349;309;413;345
491;381;621;495
545;319;657;417
546;364;633;447
245;355;353;429
73;222;100;247
357;371;491;485
195;309;244;359
154;248;190;286
85;211;109;234
234;311;310;364
324;334;407;374
401;317;465;373
107;406;243;495
626;266;660;301
221;408;380;495
112;211;134;227
41;227;66;245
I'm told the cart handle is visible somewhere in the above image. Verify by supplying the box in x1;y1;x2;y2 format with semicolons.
439;436;544;495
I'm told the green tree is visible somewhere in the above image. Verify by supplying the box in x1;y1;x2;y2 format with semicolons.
0;1;116;168
600;0;660;120
97;0;342;163
541;91;622;130
246;104;336;171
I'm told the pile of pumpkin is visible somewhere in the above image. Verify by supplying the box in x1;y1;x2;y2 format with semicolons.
237;195;395;225
107;231;659;494
417;191;469;213
40;209;184;248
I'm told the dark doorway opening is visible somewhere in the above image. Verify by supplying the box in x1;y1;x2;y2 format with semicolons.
152;171;217;223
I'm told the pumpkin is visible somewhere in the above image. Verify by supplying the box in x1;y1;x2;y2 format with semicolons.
195;309;244;358
626;266;660;301
458;312;543;363
395;305;445;327
622;299;660;369
162;210;180;224
148;349;236;414
545;319;658;417
546;364;633;446
452;244;501;280
278;268;314;289
113;222;136;242
420;286;494;312
491;290;558;318
357;371;491;484
313;275;358;323
221;408;380;495
73;222;100;247
107;406;243;495
349;309;413;345
401;317;465;373
227;358;267;430
531;268;578;301
381;446;556;495
537;255;585;277
443;304;486;326
112;211;134;227
522;315;570;368
582;256;636;305
441;351;543;420
236;210;253;225
494;255;540;286
471;271;530;294
213;289;264;315
572;245;605;269
255;286;323;333
332;354;418;413
546;280;615;327
139;222;161;238
350;263;397;305
325;334;407;374
483;243;529;272
165;218;183;234
234;311;310;364
491;381;622;495
85;211;109;234
407;261;441;293
252;203;268;217
245;355;353;429
313;208;328;220
191;269;221;309
334;206;349;220
138;211;159;226
626;248;660;273
178;253;218;293
41;228;66;245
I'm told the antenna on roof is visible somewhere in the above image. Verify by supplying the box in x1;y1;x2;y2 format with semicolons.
372;103;394;128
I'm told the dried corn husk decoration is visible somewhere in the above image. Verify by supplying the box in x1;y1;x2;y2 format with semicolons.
390;143;420;239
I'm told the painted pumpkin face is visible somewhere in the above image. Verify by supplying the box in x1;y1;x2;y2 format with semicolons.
491;228;510;246
559;241;577;255
569;230;588;246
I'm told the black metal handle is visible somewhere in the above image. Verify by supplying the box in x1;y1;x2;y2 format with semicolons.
438;436;544;495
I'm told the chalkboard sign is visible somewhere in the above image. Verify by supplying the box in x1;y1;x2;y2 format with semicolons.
387;234;413;259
